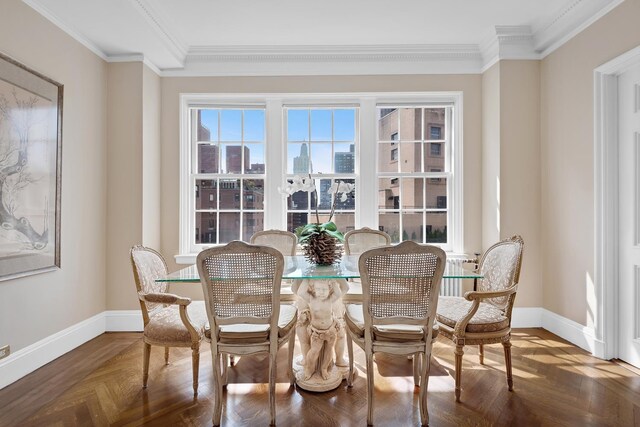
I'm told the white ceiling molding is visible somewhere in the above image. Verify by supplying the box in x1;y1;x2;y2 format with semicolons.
21;0;624;76
533;0;624;57
22;0;107;61
127;0;188;66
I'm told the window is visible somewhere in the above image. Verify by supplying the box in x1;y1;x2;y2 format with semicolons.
188;107;266;249
285;107;357;233
377;106;453;245
180;93;462;259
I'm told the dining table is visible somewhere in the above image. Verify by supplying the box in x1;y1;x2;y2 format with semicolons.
156;254;483;392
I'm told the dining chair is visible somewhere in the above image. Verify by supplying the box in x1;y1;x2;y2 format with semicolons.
250;229;298;256
435;235;524;402
130;245;208;395
344;241;446;426
197;241;298;427
344;227;391;256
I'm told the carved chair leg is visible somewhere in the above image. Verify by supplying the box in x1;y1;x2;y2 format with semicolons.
503;340;513;391
229;355;235;366
221;354;229;388
192;344;200;395
288;334;295;386
268;352;277;426
479;344;484;365
142;343;151;388
346;334;355;387
454;344;464;402
212;352;224;427
164;347;170;364
366;352;375;426
413;353;421;387
419;352;430;426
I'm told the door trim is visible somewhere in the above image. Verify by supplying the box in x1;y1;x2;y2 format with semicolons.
595;45;640;359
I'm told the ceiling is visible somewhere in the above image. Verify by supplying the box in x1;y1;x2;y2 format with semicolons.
23;0;623;76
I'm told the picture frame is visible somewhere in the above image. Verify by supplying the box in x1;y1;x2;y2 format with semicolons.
0;52;63;281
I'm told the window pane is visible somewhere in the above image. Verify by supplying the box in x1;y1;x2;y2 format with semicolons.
243;110;265;141
379;213;400;243
378;108;398;141
310;109;332;141
243;179;264;210
423;108;445;140
334;143;355;173
424;143;445;172
426;178;447;209
220;110;242;141
400;142;422;173
334;179;355;211
221;144;245;174
399;107;420;141
196;109;217;142
197;143;219;173
332;213;355;234
309;143;332;174
287;212;309;233
316;178;333;210
425;212;447;243
244;143;265;174
401;178;424;210
288;109;309;142
219;212;240;243
195;212;217;244
219;179;241;209
378;178;399;210
195;179;217;210
288;143;310;174
402;212;423;243
378;143;398;173
243;212;264;242
334;109;355;141
288;190;309;211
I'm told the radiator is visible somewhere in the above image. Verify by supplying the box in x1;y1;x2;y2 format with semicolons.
440;257;465;297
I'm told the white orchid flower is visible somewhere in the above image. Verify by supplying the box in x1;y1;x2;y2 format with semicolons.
301;177;316;192
327;182;339;194
337;181;355;194
340;193;348;202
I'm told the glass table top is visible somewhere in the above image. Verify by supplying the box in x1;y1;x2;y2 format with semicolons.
157;255;483;282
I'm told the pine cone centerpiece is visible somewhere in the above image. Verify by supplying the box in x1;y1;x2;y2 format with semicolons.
302;231;343;265
295;222;344;265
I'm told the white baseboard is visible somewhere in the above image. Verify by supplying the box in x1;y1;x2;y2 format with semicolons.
105;310;143;332
0;312;106;389
540;308;605;357
0;306;608;390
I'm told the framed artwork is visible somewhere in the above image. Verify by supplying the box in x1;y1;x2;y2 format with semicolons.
0;52;63;281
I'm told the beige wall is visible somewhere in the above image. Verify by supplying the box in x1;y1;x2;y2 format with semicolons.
160;75;483;300
0;0;107;351
106;63;162;310
482;63;501;249
500;60;542;307
541;0;640;326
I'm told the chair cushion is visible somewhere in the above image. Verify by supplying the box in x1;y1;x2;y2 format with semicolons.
436;296;509;333
204;304;297;344
344;304;434;342
144;300;208;344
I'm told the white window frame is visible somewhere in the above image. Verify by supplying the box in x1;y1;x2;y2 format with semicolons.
177;92;463;263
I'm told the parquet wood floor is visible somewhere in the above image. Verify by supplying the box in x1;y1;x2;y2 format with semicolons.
1;328;639;426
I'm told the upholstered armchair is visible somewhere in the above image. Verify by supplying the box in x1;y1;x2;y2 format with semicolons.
130;245;208;395
435;235;524;402
344;241;446;426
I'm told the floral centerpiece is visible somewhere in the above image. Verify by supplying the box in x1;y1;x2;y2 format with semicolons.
280;175;355;265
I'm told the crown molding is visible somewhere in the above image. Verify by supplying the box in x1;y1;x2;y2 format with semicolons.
22;0;108;61
533;0;624;56
22;0;625;76
127;0;188;65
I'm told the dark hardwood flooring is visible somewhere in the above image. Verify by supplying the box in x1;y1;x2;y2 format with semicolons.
1;329;639;426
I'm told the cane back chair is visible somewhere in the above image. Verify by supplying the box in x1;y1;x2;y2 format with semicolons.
344;241;446;426
197;241;297;426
